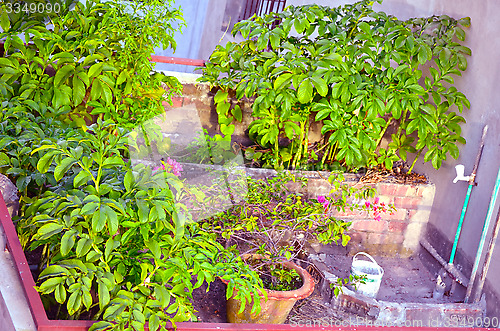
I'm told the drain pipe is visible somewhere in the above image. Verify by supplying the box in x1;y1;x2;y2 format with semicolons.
464;166;500;303
449;125;488;265
472;206;500;303
422;125;487;292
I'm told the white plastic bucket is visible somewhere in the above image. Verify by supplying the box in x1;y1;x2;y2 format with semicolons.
350;252;384;298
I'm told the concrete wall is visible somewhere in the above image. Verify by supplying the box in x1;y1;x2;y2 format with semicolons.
288;0;500;316
153;0;229;73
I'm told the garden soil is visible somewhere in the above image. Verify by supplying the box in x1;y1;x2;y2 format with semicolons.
190;250;462;323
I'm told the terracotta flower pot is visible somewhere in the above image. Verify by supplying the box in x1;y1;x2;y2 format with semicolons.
221;257;314;324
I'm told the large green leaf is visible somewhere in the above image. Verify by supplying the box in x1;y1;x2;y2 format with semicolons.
73;75;86;105
98;279;111;310
310;75;328;97
38;277;65;294
39;265;70;279
54;157;77;181
273;73;293;90
297;79;313;104
36;223;64;240
54;64;75;87
61;229;77;256
36;150;57;173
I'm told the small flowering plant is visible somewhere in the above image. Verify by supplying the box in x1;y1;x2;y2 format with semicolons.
317;192;396;223
198;171;396;294
153;157;183;176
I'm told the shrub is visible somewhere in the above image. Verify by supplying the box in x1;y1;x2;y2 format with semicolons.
200;0;471;172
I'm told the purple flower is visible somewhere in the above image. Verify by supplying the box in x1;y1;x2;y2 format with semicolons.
153;158;183;176
317;195;329;210
165;157;183;176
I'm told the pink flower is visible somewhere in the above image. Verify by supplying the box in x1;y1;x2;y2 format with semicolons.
374;197;380;204
317;195;329;210
364;200;371;208
153;158;183;176
165;157;183;176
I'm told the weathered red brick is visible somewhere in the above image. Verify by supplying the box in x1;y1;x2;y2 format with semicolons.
383;233;405;245
331;208;368;219
394;196;422;210
406;307;442;327
387;221;408;234
170;96;184;108
367;232;386;244
350;220;387;233
405;185;423;197
183;83;209;98
193;99;213;112
377;183;408;197
348;232;367;244
442;306;484;327
383;209;407;221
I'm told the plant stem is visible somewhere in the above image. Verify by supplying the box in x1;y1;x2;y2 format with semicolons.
408;149;423;174
375;118;392;149
397;108;408;137
293;120;306;169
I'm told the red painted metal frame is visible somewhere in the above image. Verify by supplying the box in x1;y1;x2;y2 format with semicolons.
150;55;206;67
1;194;495;331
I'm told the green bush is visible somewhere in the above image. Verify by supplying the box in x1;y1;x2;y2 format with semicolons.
17;119;261;329
200;0;471;172
0;0;182;129
0;1;265;329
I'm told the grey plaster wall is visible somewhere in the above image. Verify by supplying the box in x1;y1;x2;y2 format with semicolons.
153;0;231;73
288;0;500;313
199;0;229;61
153;0;210;73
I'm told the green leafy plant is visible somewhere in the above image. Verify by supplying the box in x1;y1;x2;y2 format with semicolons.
16;119;262;330
0;1;269;328
199;0;471;173
0;0;183;129
330;273;367;297
197;171;394;292
180;129;236;165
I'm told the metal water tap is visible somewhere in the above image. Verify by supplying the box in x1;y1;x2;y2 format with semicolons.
453;164;471;183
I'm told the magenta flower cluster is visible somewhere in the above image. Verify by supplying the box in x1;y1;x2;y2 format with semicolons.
317;195;394;222
153;157;183;176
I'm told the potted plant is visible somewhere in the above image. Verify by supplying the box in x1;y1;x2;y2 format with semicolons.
199;0;471;173
195;170;395;323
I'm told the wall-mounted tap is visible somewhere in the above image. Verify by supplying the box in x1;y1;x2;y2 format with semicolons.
453;164;471;183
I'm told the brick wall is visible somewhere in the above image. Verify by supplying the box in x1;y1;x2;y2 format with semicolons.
164;82;436;257
305;176;434;258
246;168;436;258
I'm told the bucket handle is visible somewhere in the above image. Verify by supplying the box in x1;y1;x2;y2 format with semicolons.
353;252;381;269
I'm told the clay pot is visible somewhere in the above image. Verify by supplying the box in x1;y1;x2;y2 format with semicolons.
221;257;314;324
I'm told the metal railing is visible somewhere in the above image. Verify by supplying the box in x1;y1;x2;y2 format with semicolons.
241;0;287;21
